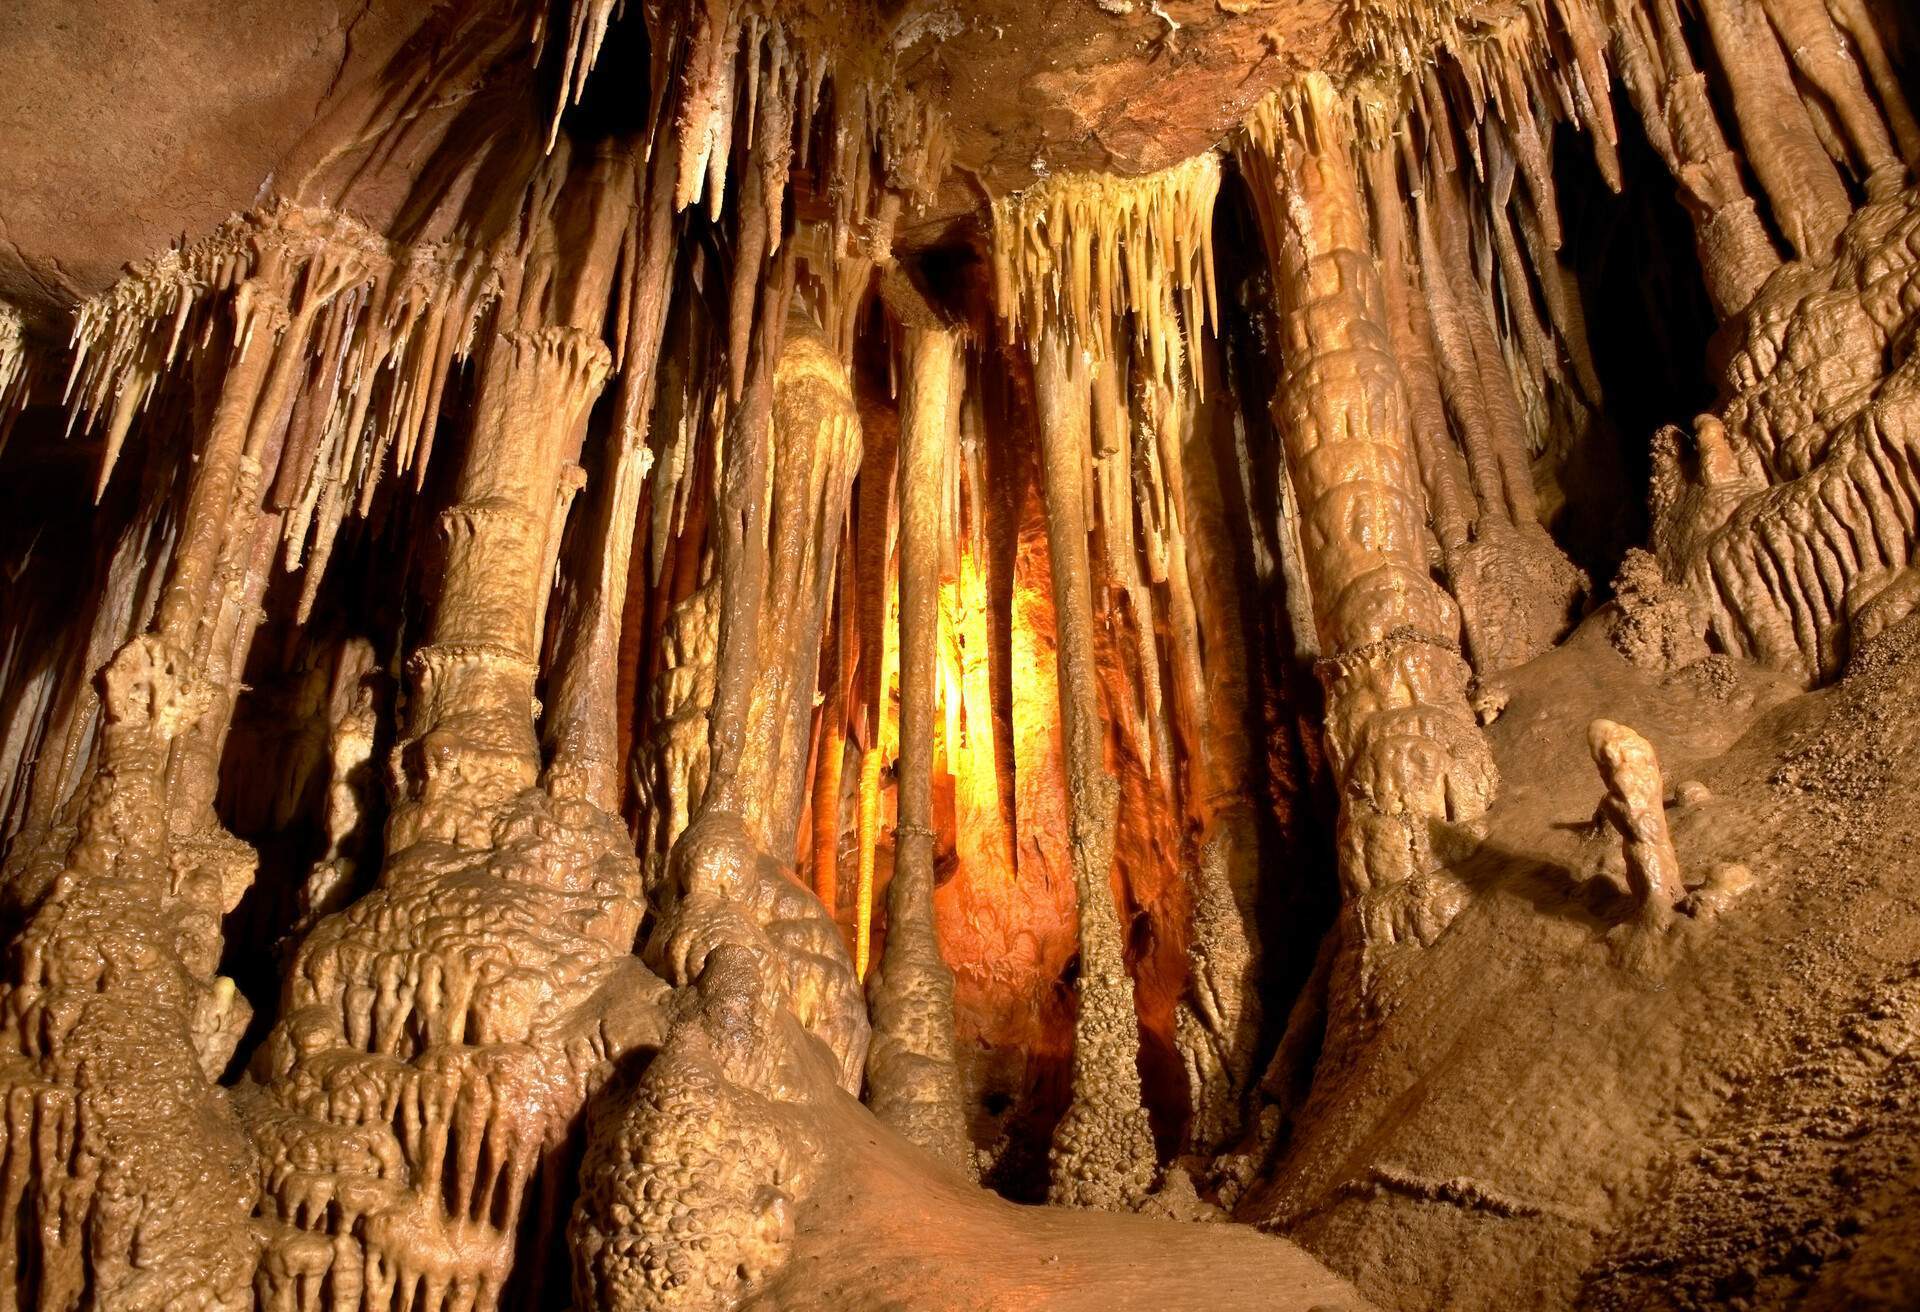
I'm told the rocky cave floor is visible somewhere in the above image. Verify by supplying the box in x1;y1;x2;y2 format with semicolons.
1267;612;1920;1311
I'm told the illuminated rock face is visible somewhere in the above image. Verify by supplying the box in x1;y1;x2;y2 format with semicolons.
0;1;1918;1309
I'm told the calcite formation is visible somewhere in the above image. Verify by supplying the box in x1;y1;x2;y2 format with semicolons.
1240;72;1498;950
0;0;1917;1309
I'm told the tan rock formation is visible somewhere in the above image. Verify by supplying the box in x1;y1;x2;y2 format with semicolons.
1587;718;1687;926
1240;72;1497;948
864;317;973;1172
1;0;1919;1308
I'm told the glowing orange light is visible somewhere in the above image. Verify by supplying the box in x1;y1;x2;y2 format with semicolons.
855;744;883;980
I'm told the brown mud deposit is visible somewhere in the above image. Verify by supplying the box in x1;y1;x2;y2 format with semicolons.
0;1;1917;1309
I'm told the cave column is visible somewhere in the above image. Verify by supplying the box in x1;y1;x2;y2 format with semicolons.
1243;72;1496;948
149;263;289;835
865;318;973;1172
1032;331;1157;1210
392;148;636;849
648;265;871;1095
392;321;611;847
544;135;680;812
166;243;373;832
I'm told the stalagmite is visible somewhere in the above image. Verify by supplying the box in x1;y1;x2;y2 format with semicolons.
1653;183;1920;684
865;313;974;1173
1588;719;1686;927
855;733;885;978
0;637;261;1307
1240;73;1497;947
1031;333;1158;1210
0;215;398;1312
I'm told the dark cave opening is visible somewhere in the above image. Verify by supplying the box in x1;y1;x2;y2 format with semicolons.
1543;116;1723;595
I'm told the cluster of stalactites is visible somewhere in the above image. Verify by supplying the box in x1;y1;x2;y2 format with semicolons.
0;302;25;444
1254;4;1615;458
1346;0;1915;285
1279;0;1918;478
48;202;500;620
539;0;948;249
0;2;964;853
989;152;1221;397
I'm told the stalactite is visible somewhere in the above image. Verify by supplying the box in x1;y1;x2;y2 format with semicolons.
849;378;899;983
1826;0;1920;168
7;418;178;841
1094;352;1172;785
865;314;973;1174
0;209;432;1312
809;531;854;913
631;308;725;886
1695;0;1852;260
1239;72;1496;949
1756;0;1900;176
1413;137;1588;673
1364;144;1476;574
991;153;1221;397
51;210;500;631
170;246;377;837
639;249;871;1105
0;304;25;443
1629;1;1780;312
742;322;868;872
544;133;678;812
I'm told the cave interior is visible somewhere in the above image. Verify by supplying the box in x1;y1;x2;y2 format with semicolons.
2;0;1920;1308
